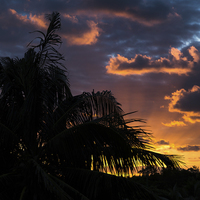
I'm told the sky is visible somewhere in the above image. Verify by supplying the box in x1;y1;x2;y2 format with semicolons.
1;0;200;169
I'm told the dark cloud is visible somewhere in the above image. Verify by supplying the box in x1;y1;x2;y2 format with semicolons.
118;53;190;70
191;116;200;120
5;0;71;14
131;1;171;21
164;85;200;124
61;16;91;36
156;140;169;145
82;0;140;11
78;0;173;26
175;88;200;112
118;55;151;70
177;145;200;152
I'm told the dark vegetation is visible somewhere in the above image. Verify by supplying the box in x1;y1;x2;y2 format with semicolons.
0;12;196;200
133;166;200;200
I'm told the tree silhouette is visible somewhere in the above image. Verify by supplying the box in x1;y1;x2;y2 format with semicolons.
0;12;183;200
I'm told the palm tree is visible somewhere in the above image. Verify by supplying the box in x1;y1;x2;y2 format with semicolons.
0;12;183;200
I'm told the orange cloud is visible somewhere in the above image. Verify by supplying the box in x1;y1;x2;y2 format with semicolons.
100;10;163;26
63;14;78;23
63;21;101;45
115;11;180;26
9;9;29;23
29;13;47;29
76;9;180;27
165;85;200;124
170;47;186;61
9;9;47;29
106;46;199;76
188;46;200;62
162;120;187;127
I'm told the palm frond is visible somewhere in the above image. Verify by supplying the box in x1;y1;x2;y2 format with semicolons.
0;171;22;200
48;90;123;138
43;122;136;174
44;120;183;176
28;12;65;71
30;159;89;200
0;122;18;140
132;148;184;169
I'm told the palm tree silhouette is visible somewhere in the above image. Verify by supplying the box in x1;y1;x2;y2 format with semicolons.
0;12;183;200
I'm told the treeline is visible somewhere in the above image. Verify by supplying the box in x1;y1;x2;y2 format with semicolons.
131;166;200;200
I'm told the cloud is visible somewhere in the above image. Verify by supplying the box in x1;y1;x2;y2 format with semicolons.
174;86;200;112
9;9;29;23
156;140;169;145
8;9;47;29
28;13;47;29
63;14;79;23
106;46;199;76
62;20;101;45
177;145;200;152
165;85;200;124
162;120;186;127
76;0;180;26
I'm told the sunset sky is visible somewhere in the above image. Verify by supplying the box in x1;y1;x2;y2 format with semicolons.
1;0;200;168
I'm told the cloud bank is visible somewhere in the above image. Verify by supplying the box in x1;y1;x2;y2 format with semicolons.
106;46;200;76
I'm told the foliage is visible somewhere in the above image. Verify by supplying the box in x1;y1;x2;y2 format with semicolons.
0;12;183;200
133;166;200;200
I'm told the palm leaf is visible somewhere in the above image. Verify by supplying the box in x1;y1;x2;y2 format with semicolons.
132;148;184;170
30;158;89;200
